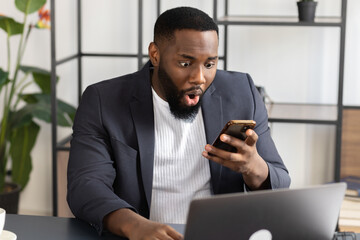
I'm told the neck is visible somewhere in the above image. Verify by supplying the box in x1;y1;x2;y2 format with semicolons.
151;67;166;101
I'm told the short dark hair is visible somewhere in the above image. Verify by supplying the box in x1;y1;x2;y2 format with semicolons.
154;6;219;43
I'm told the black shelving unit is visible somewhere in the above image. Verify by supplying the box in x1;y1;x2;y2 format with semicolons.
213;0;347;184
50;0;347;216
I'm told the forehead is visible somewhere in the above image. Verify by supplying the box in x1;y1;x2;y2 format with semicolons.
163;29;218;56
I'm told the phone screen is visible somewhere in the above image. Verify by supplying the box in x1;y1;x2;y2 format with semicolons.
211;120;256;153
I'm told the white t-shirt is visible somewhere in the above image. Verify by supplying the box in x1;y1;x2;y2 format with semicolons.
149;87;212;224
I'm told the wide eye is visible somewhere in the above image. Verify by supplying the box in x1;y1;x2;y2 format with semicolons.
179;62;190;67
205;62;215;69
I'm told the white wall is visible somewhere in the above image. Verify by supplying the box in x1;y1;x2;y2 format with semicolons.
0;0;359;216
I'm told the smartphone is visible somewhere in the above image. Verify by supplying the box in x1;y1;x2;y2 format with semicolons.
211;120;256;153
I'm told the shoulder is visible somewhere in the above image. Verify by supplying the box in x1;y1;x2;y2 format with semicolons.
215;69;249;80
85;62;152;95
83;65;151;102
212;69;255;93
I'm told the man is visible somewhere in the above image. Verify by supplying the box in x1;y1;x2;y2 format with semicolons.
67;6;291;240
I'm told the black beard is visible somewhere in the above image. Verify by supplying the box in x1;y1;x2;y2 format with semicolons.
157;64;202;122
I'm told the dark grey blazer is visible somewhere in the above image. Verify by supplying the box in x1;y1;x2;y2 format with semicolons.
67;62;290;233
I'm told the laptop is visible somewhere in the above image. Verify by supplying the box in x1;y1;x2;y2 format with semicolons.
182;182;347;240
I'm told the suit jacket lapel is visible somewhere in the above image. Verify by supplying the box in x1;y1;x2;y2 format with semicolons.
201;80;224;192
130;63;155;209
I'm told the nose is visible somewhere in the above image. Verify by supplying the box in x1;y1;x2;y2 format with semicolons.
189;65;206;85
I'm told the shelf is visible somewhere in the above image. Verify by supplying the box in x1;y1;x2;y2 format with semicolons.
217;16;342;27
50;0;348;216
267;103;338;124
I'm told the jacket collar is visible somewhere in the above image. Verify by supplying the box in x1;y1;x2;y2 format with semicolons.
129;62;155;210
201;79;223;193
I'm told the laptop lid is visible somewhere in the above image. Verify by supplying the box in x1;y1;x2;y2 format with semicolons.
184;182;346;240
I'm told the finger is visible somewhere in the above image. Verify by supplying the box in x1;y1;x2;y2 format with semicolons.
220;134;247;154
203;145;240;168
167;230;184;240
245;129;258;146
203;144;234;160
164;225;184;240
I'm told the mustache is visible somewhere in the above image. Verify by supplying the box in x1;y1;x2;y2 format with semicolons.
180;86;204;95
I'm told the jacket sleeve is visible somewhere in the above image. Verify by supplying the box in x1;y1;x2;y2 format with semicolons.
246;73;291;189
67;85;136;234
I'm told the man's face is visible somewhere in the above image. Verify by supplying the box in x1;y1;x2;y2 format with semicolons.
150;29;219;121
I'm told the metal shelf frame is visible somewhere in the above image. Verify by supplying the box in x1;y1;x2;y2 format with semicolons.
213;0;347;184
50;0;347;216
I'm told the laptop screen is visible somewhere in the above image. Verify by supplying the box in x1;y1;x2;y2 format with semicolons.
183;183;346;240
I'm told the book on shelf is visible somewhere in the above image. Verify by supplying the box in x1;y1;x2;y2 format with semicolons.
338;219;360;233
340;176;360;197
338;195;360;233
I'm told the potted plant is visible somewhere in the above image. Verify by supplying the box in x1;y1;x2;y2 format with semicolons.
0;0;76;213
297;0;318;22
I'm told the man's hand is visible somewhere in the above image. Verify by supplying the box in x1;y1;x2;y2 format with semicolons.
104;208;183;240
202;129;269;190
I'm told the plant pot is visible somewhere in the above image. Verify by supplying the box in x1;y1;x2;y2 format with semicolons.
0;183;21;214
297;1;318;22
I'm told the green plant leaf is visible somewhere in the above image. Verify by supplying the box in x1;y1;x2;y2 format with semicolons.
0;16;23;36
19;66;58;94
9;120;40;190
15;96;53;123
8;107;35;129
58;99;77;122
15;0;46;14
19;94;38;104
33;72;51;94
0;16;24;36
0;68;10;92
19;93;76;126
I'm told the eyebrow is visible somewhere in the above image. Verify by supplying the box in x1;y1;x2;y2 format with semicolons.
178;54;218;61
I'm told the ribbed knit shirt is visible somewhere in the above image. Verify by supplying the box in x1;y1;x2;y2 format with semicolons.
149;88;212;224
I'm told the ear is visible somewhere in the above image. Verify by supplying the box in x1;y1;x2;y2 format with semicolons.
148;42;160;67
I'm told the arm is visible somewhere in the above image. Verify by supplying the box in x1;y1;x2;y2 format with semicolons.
202;73;290;190
203;129;270;190
67;85;135;233
104;209;183;240
67;85;183;239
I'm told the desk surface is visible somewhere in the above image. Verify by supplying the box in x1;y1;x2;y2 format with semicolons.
4;214;185;240
4;214;359;239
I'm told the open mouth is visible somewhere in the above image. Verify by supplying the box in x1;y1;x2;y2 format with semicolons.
188;94;196;99
183;89;203;107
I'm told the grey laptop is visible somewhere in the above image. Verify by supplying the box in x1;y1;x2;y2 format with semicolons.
182;182;346;240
